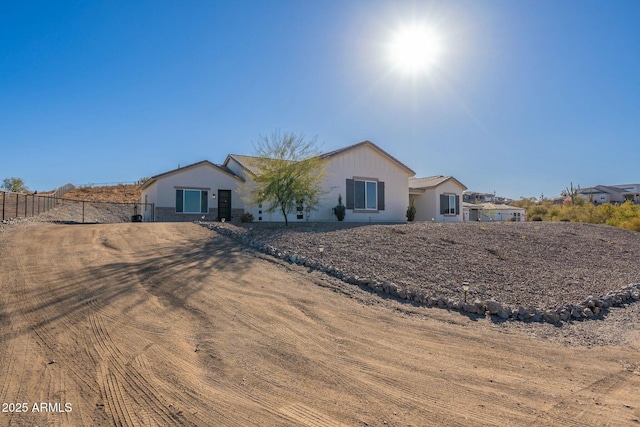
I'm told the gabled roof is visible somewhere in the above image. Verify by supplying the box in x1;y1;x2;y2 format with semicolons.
226;140;416;177
577;185;627;196
139;160;244;190
320;140;415;176
464;202;525;211
223;154;263;177
409;175;468;191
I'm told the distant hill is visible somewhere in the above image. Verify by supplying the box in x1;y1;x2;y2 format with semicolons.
63;184;141;203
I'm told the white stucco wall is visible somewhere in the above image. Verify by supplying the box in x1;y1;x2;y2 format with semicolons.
141;163;244;220
481;208;526;222
317;145;411;223
412;180;465;223
140;184;158;222
224;157;246;178
240;144;411;223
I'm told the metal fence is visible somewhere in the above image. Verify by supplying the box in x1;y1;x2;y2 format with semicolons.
1;183;75;222
1;183;154;224
51;198;155;224
1;192;60;221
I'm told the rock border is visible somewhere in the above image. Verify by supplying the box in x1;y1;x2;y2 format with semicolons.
200;222;640;324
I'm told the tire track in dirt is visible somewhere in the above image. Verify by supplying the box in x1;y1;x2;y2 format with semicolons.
535;369;638;426
89;313;182;426
279;403;348;427
100;363;137;427
4;222;640;426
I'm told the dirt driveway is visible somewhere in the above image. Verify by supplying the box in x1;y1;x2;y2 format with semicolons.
0;223;639;426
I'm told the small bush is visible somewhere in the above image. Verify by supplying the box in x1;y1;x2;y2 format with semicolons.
619;217;640;232
334;194;346;221
531;215;543;221
406;198;417;222
240;212;254;223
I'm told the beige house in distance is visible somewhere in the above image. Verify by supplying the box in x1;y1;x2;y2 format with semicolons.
463;202;526;222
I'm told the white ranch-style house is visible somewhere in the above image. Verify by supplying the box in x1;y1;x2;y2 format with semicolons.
140;141;467;223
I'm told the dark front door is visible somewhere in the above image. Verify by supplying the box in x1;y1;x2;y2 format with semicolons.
218;190;231;221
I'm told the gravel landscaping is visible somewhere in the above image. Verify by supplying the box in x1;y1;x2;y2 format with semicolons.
206;221;640;323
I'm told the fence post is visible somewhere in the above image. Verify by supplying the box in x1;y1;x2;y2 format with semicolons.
24;194;28;217
16;193;19;218
82;201;85;224
2;192;5;221
32;194;35;216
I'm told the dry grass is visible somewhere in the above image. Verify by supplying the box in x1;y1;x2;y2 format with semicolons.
63;184;141;203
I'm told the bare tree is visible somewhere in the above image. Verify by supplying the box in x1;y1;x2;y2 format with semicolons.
561;182;581;205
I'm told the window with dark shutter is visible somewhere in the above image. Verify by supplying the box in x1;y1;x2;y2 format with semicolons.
346;179;354;209
440;194;447;215
377;181;385;210
176;189;184;213
455;195;460;215
201;191;208;213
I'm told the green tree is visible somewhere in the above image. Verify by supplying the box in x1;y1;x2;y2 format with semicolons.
2;177;28;193
247;130;326;226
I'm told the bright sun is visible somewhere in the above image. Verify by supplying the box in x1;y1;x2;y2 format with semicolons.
388;25;443;75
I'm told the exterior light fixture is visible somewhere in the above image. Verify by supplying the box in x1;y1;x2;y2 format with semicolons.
462;282;470;303
211;194;216;199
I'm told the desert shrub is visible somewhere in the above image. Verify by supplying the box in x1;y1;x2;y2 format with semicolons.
619;217;640;232
334;194;346;221
527;206;548;218
518;197;640;231
240;212;254;223
406;198;417;222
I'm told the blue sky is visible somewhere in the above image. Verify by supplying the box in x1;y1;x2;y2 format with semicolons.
1;1;639;199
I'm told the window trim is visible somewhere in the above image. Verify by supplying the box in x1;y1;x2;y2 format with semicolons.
175;188;208;214
441;193;459;216
353;177;379;212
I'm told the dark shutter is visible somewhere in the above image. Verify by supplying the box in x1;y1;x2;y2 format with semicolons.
176;189;184;212
440;194;447;215
455;195;460;215
201;191;208;213
377;181;385;210
346;179;354;209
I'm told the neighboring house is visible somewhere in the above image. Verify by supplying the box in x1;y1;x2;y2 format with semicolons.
576;185;628;205
224;141;415;223
139;160;245;222
552;196;570;205
142;140;465;224
409;176;467;222
608;184;640;203
463;191;510;205
464;202;526;222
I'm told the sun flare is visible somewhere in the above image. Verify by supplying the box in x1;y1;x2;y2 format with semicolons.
388;24;443;75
